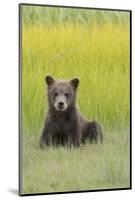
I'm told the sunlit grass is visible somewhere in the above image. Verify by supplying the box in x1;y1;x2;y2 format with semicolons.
22;23;130;135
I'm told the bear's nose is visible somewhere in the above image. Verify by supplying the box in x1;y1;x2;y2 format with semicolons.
58;102;64;107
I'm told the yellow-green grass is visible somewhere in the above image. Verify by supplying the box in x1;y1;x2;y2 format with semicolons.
21;22;130;194
22;23;130;135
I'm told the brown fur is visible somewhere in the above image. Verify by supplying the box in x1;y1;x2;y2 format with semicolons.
39;75;103;149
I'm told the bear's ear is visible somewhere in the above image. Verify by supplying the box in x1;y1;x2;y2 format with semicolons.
71;77;80;89
45;75;54;86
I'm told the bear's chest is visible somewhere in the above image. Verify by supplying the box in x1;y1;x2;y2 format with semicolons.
51;116;75;135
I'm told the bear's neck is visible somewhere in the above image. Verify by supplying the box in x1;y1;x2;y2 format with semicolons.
49;104;77;119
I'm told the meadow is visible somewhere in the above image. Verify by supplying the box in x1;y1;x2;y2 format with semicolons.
21;5;130;194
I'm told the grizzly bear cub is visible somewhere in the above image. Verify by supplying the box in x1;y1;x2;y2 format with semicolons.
39;75;103;148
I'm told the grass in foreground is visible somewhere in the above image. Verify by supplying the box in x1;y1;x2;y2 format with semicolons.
22;130;130;194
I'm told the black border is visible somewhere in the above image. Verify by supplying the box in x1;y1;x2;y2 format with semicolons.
19;3;132;196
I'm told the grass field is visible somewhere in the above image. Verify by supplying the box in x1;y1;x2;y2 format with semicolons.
21;6;130;194
22;130;130;194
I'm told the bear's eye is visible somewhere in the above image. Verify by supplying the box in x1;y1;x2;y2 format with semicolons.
65;92;69;97
54;92;58;97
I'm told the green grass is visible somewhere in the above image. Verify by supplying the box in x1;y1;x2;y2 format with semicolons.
22;130;130;194
22;6;129;26
21;6;130;194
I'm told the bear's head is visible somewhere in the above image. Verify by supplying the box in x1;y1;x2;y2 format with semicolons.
45;75;79;112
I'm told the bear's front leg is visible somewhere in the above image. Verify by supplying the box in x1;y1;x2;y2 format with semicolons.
68;130;81;148
39;126;52;149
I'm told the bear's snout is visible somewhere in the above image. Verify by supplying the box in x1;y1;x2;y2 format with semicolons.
58;101;64;109
54;96;68;111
